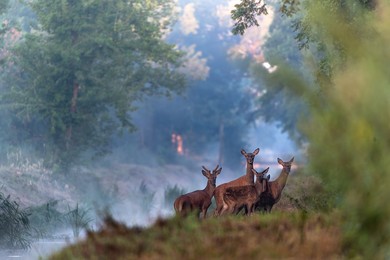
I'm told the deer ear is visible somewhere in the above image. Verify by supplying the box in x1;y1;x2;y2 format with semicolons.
202;170;209;177
216;167;222;175
253;148;260;155
290;157;295;163
240;149;246;155
263;167;270;174
277;158;283;165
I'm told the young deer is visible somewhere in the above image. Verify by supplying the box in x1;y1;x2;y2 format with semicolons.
255;157;294;213
174;165;222;218
213;148;260;216
223;167;270;215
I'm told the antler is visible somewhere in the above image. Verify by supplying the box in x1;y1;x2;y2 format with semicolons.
202;166;210;172
213;164;220;172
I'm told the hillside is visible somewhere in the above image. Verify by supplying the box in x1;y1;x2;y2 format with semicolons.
49;211;343;259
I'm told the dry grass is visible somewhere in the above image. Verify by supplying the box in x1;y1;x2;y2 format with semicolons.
50;211;343;259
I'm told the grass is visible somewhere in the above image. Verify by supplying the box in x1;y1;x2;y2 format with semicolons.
63;203;93;239
0;190;32;249
49;210;343;259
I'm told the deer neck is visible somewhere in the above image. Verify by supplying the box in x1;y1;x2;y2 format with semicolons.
271;169;290;198
203;181;215;197
245;162;255;185
254;181;264;196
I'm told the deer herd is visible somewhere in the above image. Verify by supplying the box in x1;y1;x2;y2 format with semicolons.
174;148;294;218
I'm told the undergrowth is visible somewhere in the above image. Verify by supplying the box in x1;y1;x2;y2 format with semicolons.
50;211;343;259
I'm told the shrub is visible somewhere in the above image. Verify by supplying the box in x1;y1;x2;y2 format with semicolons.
63;203;93;238
0;190;32;249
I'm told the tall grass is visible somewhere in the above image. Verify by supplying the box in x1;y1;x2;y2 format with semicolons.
0;190;32;249
63;203;93;238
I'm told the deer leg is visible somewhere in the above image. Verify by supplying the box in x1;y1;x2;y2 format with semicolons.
214;204;222;216
201;208;207;219
219;203;230;216
248;204;255;216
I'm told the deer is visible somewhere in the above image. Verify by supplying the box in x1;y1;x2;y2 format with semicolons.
255;157;294;213
223;167;270;215
213;148;260;216
174;165;222;219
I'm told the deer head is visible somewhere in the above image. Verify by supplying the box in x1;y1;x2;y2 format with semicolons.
241;148;260;165
277;157;294;173
252;167;270;192
202;164;222;188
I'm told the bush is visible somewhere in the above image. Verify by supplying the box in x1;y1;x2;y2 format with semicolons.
63;203;93;238
0;190;32;249
299;1;390;257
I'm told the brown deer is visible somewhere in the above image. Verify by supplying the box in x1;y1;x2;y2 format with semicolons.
213;148;260;216
255;157;294;213
174;165;222;218
223;167;270;215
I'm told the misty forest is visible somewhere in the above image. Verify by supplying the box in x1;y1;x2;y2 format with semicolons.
0;0;388;258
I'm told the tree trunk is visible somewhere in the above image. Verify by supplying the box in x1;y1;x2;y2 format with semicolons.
66;82;79;149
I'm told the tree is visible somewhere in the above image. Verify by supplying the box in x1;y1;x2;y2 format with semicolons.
131;0;254;169
231;0;376;143
247;3;310;143
1;0;185;169
233;0;390;257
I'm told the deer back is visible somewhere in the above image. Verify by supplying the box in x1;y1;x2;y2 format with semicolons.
225;185;257;204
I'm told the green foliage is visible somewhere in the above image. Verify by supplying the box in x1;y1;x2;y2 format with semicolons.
231;0;268;35
234;0;389;257
1;0;185;169
272;173;336;213
63;203;93;238
241;1;312;144
0;190;32;249
301;2;390;256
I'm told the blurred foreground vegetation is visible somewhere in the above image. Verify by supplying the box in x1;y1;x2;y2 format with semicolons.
50;212;342;259
242;0;390;258
303;1;390;257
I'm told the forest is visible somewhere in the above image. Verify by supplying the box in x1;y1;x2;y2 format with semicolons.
0;0;388;258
